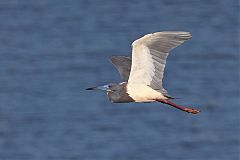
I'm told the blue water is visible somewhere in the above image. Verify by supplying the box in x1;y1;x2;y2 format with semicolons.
0;0;239;160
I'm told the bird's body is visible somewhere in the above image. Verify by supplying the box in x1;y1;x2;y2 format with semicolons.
87;31;200;114
126;83;166;102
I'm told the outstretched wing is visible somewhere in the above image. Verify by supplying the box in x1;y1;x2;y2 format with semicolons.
110;56;131;81
128;31;192;94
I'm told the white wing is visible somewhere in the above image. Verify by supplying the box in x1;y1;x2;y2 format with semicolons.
128;31;192;94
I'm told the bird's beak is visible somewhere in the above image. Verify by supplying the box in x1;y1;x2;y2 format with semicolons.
86;85;109;91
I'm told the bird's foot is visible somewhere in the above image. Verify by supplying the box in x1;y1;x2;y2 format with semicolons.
184;108;200;114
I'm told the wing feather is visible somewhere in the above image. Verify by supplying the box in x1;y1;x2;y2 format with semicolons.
110;56;131;82
128;31;192;94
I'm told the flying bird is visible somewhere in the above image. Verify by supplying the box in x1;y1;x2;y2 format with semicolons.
87;31;200;114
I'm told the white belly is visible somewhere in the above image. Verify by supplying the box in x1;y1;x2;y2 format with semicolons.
126;83;166;102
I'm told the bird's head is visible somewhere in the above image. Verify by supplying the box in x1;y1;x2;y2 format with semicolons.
86;82;133;103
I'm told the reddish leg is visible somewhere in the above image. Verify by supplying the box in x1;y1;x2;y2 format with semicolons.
156;99;200;114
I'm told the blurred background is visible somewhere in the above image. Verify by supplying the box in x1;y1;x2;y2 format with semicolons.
0;0;239;160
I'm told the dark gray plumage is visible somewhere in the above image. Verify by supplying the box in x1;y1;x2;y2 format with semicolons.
106;82;134;103
110;56;131;82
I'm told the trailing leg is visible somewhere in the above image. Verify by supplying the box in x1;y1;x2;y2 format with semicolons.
156;99;200;114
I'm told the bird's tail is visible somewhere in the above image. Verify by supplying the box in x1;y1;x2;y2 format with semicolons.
164;94;180;100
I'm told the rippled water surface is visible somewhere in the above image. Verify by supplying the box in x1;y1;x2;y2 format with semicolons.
0;0;239;160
